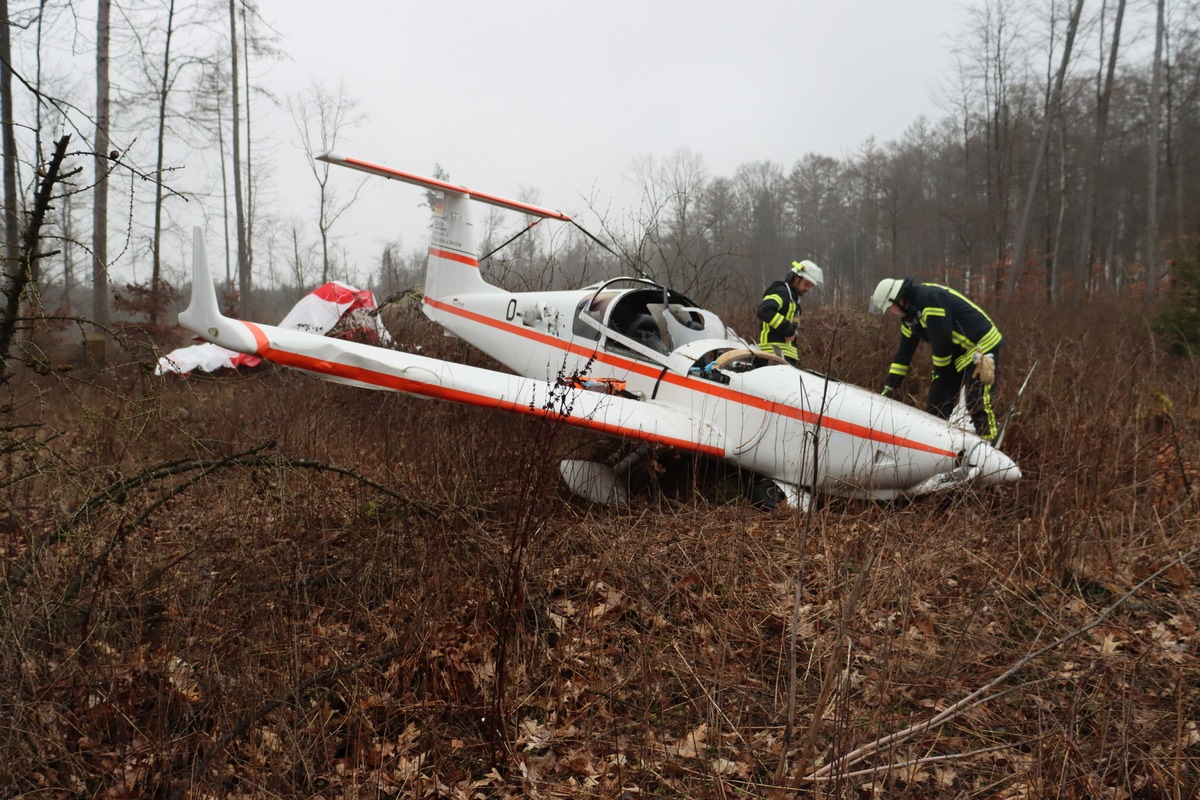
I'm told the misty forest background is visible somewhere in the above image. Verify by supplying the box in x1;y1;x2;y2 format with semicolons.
0;0;1198;328
5;0;1200;798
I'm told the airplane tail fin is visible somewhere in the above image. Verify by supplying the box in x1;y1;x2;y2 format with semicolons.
178;226;220;335
424;186;495;304
178;227;259;354
317;153;573;310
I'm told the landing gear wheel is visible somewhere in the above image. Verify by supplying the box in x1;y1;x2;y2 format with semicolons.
750;477;786;510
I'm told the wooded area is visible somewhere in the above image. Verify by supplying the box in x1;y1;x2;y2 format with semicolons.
0;0;1198;346
2;2;1200;797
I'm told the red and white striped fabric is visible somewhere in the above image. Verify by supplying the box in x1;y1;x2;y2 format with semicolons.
156;282;388;375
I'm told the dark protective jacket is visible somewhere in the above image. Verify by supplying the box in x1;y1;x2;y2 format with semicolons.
757;279;800;363
884;282;1003;393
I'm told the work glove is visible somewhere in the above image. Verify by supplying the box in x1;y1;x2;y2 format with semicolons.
973;350;995;385
881;385;894;398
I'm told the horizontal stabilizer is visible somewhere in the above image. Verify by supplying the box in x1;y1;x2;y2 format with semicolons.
318;153;574;222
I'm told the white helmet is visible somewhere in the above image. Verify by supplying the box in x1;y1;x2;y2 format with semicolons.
790;260;824;289
869;278;905;314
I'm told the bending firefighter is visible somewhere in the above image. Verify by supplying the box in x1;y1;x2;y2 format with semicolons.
757;260;825;366
869;278;1003;440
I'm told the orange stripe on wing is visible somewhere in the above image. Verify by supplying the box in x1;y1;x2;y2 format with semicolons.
238;321;722;457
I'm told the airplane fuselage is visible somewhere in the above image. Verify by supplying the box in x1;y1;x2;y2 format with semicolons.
423;284;1014;500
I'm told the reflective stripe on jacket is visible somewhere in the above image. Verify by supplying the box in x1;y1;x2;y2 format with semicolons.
885;283;1001;389
757;280;799;361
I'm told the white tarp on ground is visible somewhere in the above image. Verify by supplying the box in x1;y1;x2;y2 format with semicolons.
156;281;391;375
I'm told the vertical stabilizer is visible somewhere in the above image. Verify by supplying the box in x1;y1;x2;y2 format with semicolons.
178;227;259;354
178;226;221;335
423;188;496;305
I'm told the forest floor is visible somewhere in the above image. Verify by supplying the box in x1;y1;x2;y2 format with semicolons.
2;297;1199;799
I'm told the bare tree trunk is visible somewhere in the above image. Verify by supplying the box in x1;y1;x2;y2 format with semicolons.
62;193;74;306
1075;0;1125;306
1041;5;1056;304
1050;118;1068;303
150;0;176;325
1;135;68;381
1163;38;1185;247
241;1;254;287
982;1;1014;290
291;224;307;291
93;0;111;329
967;0;1023;294
216;82;231;286
229;0;249;310
1145;0;1165;301
1;0;18;274
1004;0;1085;302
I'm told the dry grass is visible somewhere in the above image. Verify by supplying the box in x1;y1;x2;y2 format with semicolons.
1;295;1198;799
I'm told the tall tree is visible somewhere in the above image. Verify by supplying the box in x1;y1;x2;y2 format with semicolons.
733;160;786;293
93;0;111;329
627;148;716;296
1076;0;1126;305
240;0;255;294
228;0;249;309
194;66;233;285
1004;0;1085;301
972;0;1028;287
1145;0;1165;301
1;135;69;381
148;0;178;324
289;80;365;285
1;0;18;273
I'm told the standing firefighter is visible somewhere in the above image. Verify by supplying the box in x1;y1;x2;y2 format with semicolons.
869;278;1003;440
757;260;824;366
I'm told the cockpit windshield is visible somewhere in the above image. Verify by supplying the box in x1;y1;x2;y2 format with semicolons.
572;291;620;341
572;278;745;359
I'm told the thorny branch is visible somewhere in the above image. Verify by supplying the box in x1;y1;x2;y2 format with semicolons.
0;133;68;382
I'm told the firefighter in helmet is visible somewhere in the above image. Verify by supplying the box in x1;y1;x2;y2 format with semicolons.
757;260;825;366
870;277;1003;440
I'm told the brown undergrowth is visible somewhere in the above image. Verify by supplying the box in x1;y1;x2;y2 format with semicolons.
1;296;1198;799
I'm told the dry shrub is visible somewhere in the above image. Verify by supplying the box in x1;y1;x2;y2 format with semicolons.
0;294;1197;798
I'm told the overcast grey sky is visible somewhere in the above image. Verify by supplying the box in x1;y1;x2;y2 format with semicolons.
250;0;970;282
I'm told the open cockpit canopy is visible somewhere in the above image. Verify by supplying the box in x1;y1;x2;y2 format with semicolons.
572;278;746;359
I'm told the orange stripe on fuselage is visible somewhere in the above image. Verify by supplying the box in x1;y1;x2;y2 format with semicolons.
238;321;722;457
429;247;478;267
420;298;957;459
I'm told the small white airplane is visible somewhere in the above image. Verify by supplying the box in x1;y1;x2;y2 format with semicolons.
178;153;1020;509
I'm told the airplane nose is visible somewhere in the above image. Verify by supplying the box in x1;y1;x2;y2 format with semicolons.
970;442;1022;483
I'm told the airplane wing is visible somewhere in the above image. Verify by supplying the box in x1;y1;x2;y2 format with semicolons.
244;321;725;456
178;229;725;459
